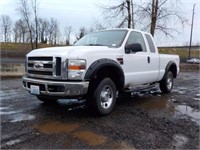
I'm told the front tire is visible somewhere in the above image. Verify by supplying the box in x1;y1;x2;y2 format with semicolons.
88;78;116;115
159;71;174;93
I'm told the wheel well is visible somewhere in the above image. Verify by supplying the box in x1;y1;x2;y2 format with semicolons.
168;64;177;78
92;66;124;90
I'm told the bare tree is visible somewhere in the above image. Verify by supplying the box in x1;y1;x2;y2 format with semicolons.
99;0;185;38
93;20;106;30
53;22;60;45
13;25;19;43
13;19;28;43
76;27;86;40
31;0;39;48
64;26;72;45
100;0;134;28
137;0;186;37
38;18;49;43
0;15;12;43
47;18;59;45
18;0;34;49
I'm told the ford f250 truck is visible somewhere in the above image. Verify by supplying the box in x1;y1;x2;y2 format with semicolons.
23;29;180;115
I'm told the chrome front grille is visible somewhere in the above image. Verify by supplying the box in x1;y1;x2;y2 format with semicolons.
27;56;64;79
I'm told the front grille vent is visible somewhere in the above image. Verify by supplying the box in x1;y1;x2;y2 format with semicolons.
56;57;61;76
27;56;62;79
28;57;53;61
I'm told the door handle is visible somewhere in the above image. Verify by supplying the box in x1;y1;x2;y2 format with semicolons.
147;56;150;63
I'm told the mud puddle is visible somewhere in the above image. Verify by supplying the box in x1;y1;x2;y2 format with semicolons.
72;130;106;146
0;107;20;115
173;134;188;149
175;105;200;125
136;94;200;125
193;94;200;101
0;107;35;122
35;121;80;134
172;87;187;94
4;139;21;146
34;120;134;148
10;114;35;122
0;90;20;100
34;121;106;146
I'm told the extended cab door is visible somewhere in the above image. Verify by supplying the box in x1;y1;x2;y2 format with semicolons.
122;31;159;87
144;33;160;82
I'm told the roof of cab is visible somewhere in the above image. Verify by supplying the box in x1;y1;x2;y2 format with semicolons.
95;28;151;35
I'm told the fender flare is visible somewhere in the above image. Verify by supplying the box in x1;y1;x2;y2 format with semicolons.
162;61;177;80
84;58;125;90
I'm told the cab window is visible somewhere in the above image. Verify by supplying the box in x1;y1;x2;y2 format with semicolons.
126;31;147;52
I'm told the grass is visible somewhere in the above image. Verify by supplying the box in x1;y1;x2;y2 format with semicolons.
1;43;199;62
0;42;62;51
159;48;199;62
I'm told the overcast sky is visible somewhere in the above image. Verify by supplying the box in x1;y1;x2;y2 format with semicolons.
0;0;199;46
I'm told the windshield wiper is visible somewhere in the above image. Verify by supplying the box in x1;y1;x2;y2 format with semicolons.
86;44;107;46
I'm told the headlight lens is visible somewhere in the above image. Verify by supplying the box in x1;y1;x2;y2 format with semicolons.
68;59;86;80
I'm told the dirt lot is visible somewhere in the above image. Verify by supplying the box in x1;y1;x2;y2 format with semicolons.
0;71;199;149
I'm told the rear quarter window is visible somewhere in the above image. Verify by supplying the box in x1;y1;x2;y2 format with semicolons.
145;34;156;53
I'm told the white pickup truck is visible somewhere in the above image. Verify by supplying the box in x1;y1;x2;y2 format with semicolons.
23;29;179;115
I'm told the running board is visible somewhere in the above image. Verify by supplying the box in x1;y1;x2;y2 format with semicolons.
124;83;158;93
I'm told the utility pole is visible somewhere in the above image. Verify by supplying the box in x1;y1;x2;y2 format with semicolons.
188;3;196;59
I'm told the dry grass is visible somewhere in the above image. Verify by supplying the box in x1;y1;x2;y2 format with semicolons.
0;42;63;51
1;43;199;62
159;48;199;62
159;48;199;58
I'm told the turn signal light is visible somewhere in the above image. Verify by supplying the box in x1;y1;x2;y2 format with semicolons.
68;65;86;70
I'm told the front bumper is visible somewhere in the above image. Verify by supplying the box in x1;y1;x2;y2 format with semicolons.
22;76;89;97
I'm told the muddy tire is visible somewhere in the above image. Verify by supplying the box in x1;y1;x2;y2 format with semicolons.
160;71;174;93
88;78;116;115
37;96;58;103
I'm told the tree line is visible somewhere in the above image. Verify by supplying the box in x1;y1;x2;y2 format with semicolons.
99;0;186;37
1;0;70;50
1;0;187;49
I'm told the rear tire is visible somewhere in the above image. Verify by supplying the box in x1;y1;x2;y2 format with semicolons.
37;96;58;103
159;71;174;93
88;78;116;115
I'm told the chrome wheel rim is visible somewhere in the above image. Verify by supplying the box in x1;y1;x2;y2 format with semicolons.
100;85;113;109
167;76;173;90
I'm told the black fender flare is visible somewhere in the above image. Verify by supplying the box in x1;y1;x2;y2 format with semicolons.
84;58;125;90
162;61;177;80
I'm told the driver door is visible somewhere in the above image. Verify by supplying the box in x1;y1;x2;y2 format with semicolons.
122;31;152;87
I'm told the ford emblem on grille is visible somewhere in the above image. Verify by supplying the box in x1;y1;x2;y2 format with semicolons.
33;62;44;70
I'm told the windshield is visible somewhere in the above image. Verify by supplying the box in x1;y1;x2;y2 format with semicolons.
74;30;128;47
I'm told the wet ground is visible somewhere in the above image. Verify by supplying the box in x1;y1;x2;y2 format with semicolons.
0;71;199;149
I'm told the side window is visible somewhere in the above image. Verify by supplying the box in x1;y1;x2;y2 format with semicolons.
126;31;146;52
145;34;156;53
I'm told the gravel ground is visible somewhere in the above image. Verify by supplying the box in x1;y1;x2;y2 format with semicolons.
0;71;199;149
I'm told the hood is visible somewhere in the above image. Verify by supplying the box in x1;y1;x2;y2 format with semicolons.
27;46;119;59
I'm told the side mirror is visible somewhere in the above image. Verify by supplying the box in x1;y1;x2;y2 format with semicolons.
125;43;143;54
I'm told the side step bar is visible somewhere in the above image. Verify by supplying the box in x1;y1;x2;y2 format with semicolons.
124;83;158;93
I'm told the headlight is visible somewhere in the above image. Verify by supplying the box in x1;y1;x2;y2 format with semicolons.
68;59;86;80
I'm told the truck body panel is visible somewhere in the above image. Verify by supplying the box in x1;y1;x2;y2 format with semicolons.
23;28;180;115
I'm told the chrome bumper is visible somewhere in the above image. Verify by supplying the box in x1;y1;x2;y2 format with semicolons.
22;76;89;97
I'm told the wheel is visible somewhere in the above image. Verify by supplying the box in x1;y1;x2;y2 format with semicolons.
159;71;174;93
37;96;58;103
88;78;116;115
